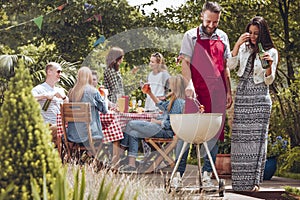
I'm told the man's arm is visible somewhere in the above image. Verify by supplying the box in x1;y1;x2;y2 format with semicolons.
32;88;68;102
181;55;195;98
181;56;191;86
32;90;53;101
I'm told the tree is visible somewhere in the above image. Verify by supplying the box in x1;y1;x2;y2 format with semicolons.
0;0;145;63
0;60;62;199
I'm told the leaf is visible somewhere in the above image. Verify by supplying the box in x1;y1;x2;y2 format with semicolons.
73;169;79;200
30;176;41;200
111;186;120;200
0;55;14;78
0;183;14;200
79;169;85;200
43;173;48;200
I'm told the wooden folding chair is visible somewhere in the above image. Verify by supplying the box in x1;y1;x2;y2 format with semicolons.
143;135;178;173
60;102;100;162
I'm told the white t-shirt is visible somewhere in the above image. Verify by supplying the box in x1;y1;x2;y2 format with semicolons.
180;25;231;60
32;82;65;124
144;71;170;112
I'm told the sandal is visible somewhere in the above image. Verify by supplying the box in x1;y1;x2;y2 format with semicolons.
251;185;260;192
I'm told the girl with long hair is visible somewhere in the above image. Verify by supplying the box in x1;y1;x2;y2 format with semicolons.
67;67;108;143
119;75;186;173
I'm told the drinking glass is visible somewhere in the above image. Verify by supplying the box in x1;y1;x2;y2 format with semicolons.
117;97;126;113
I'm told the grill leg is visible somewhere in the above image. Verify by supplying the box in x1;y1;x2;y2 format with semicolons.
203;141;219;183
196;144;203;191
170;141;188;181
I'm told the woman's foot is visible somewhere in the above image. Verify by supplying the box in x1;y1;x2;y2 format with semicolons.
251;185;260;192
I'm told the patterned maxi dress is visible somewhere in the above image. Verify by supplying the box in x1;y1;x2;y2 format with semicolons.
231;55;272;191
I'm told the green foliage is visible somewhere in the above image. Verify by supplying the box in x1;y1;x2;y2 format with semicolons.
0;54;78;110
270;69;300;147
30;166;134;200
217;116;231;154
278;172;300;180
217;131;231;154
279;146;300;173
267;135;289;158
31;168;70;200
0;60;62;199
0;0;144;63
284;186;300;196
0;54;34;79
0;183;14;200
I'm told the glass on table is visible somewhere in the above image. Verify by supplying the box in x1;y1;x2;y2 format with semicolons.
117;94;126;113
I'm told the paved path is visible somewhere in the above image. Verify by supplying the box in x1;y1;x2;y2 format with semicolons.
135;164;300;199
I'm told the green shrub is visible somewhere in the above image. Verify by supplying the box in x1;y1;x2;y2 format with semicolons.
30;166;135;200
279;146;300;173
0;61;62;199
283;186;300;198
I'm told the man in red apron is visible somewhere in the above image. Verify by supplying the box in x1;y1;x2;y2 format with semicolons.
175;1;232;187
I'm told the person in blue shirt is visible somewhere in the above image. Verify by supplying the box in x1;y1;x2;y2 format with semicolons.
119;75;186;173
67;66;108;144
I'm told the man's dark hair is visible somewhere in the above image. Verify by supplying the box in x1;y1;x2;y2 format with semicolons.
202;1;222;13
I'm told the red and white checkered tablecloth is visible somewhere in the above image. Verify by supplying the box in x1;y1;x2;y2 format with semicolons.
116;112;159;130
57;112;124;143
56;112;159;143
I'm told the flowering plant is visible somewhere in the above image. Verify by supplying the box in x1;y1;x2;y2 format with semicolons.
267;135;288;158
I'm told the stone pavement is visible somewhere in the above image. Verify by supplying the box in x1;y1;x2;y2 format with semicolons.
137;164;300;199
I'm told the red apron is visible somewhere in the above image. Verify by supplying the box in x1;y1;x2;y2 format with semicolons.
185;27;227;140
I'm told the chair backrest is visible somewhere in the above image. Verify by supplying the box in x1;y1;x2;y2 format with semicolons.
61;102;92;124
60;102;96;157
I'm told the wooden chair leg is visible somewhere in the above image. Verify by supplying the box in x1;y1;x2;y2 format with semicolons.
144;137;178;173
148;140;174;165
112;141;120;169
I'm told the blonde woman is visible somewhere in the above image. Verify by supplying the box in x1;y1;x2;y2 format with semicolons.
119;75;186;173
103;46;125;103
144;52;170;112
67;67;108;143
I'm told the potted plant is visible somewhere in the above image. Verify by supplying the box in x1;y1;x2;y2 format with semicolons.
215;120;232;178
264;135;288;180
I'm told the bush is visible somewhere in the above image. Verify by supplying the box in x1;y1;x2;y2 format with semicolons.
267;135;288;158
0;61;62;199
279;146;300;173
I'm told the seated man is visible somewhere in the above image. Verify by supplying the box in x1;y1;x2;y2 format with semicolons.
31;62;68;145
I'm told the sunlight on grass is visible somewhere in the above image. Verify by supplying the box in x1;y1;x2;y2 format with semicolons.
66;163;172;199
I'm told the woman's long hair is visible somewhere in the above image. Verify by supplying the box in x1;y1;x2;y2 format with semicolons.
245;16;276;69
167;74;186;112
106;47;124;71
68;66;95;102
246;16;275;52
